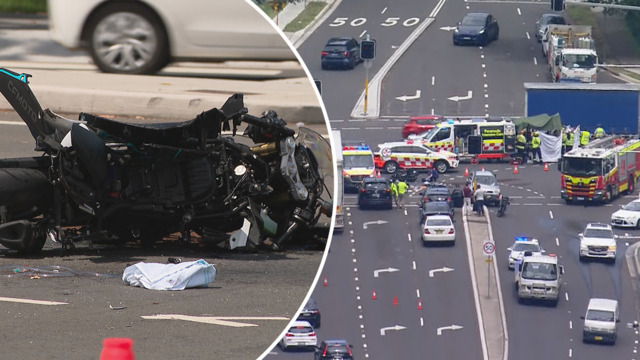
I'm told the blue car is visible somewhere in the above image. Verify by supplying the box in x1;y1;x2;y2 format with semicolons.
453;13;499;46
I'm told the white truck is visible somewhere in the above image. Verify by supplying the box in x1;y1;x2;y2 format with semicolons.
331;130;344;233
543;25;598;83
515;252;564;306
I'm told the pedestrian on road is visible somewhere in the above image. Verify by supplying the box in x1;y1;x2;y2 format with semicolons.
463;182;472;211
474;184;485;216
397;178;409;209
516;130;528;164
389;180;399;208
429;166;439;183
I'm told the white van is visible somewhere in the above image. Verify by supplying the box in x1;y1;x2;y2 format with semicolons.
581;298;619;344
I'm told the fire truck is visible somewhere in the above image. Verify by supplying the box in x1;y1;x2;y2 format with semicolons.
410;118;517;163
560;136;640;203
342;142;376;192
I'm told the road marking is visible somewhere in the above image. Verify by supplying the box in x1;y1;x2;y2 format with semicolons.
0;120;26;126
526;32;530;40
408;233;412;242
381;7;387;14
549;210;554;219
413;261;416;270
565;292;569;301
533;57;538;65
523;203;543;206
141;314;289;327
374;267;399;277
365;127;384;130
421;318;424;326
380;325;407;336
556;237;559;246
437;324;463;335
569;348;572;357
417;289;421;298
517;7;521;15
359;30;367;38
569;320;572;329
432;76;435;85
429;267;455;277
0;296;68;306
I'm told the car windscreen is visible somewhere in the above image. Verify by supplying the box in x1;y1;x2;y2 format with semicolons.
288;326;313;334
461;16;485;26
344;154;374;168
562;157;602;177
583;228;613;239
325;344;349;354
324;45;347;52
425;202;450;212
586;309;615;322
521;262;557;281
563;54;597;69
364;182;388;190
426;218;452;227
622;201;640;211
476;175;497;186
513;243;540;252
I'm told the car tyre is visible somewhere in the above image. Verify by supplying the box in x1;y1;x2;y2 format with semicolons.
636;219;640;229
85;2;169;74
434;160;449;174
495;29;499;41
384;161;399;174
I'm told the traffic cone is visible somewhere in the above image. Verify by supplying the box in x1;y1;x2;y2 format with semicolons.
393;296;398;307
544;163;548;172
372;290;377;300
376;170;381;178
464;167;469;177
481;165;485;171
323;277;328;287
513;164;518;175
417;300;423;310
100;338;135;360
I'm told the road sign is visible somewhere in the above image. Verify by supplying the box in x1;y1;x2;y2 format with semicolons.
483;241;495;255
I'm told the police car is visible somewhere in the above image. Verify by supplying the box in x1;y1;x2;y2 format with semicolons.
374;141;459;174
507;237;544;270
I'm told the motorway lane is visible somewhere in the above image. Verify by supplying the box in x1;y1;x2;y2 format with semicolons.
297;0;443;119
484;161;640;360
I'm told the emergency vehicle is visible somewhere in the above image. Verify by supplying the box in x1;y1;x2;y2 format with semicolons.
342;142;376;192
411;118;516;163
374;141;459;174
515;252;563;306
560;136;640;203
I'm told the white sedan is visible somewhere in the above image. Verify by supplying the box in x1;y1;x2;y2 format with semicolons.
611;199;640;228
422;215;455;245
507;237;544;269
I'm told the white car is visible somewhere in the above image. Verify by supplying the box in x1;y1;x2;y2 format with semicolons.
279;320;317;350
47;0;295;74
422;215;455;245
507;237;544;270
611;199;640;228
579;223;617;262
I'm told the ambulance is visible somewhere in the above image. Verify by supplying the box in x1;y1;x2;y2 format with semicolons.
342;143;376;192
374;141;459;174
411;118;517;163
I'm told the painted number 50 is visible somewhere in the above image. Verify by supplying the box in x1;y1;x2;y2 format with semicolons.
329;17;421;27
329;17;367;27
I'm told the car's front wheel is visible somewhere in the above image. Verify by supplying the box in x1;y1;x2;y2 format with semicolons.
434;160;449;174
384;161;399;174
85;3;169;74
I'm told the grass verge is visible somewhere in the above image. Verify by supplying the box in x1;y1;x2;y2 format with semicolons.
257;2;275;19
0;0;46;14
283;1;326;33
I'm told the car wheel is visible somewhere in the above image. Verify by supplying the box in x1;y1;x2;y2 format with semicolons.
384;161;399;174
434;160;449;174
636;219;640;229
84;3;169;74
453;39;459;46
348;58;355;69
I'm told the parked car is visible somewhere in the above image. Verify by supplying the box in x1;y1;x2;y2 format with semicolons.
469;170;501;206
315;340;354;360
536;13;567;42
297;297;321;328
611;198;640;228
321;37;362;70
453;13;499;46
358;178;393;210
47;0;295;74
279;320;317;351
422;215;456;245
507;237;544;270
402;115;444;138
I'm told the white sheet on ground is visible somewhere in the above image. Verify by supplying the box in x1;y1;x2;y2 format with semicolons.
123;259;216;290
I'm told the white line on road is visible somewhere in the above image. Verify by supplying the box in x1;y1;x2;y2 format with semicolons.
408;233;412;242
413;261;416;270
421;317;424;327
404;208;408;216
533;57;538;65
359;30;367;38
365;127;384;130
523;203;543;206
569;320;572;329
565;292;569;301
549;211;554;219
140;314;289;327
525;32;530;40
330;119;344;122
0;120;26;126
417;289;421;298
569;348;572;357
381;7;387;13
556;237;559;246
432;76;435;85
517;7;521;15
509;196;523;199
0;296;68;306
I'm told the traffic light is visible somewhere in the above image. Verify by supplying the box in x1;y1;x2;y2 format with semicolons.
361;40;376;60
552;0;563;11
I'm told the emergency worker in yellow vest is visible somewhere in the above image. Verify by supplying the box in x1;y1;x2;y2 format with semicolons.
561;130;568;154
564;128;574;153
594;124;605;138
516;130;528;164
531;132;542;163
580;128;590;147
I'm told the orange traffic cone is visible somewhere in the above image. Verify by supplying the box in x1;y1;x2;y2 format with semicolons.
513;164;518;175
481;165;485;171
323;277;328;287
376;170;381;178
100;338;135;360
464;167;469;177
417;300;423;310
393;296;398;307
544;163;548;172
372;290;377;300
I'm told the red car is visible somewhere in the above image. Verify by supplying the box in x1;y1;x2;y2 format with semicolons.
402;115;444;138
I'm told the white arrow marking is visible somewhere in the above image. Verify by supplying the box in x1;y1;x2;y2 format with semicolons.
363;220;389;229
380;325;407;336
447;90;473;102
374;267;400;278
437;324;463;335
141;314;289;327
0;296;68;306
428;267;454;277
396;90;421;102
439;26;457;31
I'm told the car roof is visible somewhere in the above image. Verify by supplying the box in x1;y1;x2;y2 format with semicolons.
324;339;349;345
465;12;490;18
409;115;443;121
363;177;387;183
585;223;612;230
326;37;354;45
588;298;618;311
512;239;539;246
290;320;313;327
426;187;450;193
473;170;495;177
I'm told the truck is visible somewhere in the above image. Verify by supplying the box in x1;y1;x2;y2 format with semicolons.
331;130;344;233
560;136;640;203
543;25;598;83
524;82;640;134
515;252;564;306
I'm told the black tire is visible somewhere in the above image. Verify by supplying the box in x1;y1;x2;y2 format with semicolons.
84;3;169;74
384;161;399;174
434;160;449;174
636;219;640;229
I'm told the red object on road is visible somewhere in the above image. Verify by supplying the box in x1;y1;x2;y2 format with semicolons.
513;164;518;174
417;300;422;310
393;296;398;306
544;163;549;172
464;167;469;177
100;338;135;360
372;290;377;300
323;277;328;287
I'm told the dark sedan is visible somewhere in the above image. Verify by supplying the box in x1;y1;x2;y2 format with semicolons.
358;178;393;210
297;297;321;328
420;201;454;224
419;185;453;209
453;13;499;46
